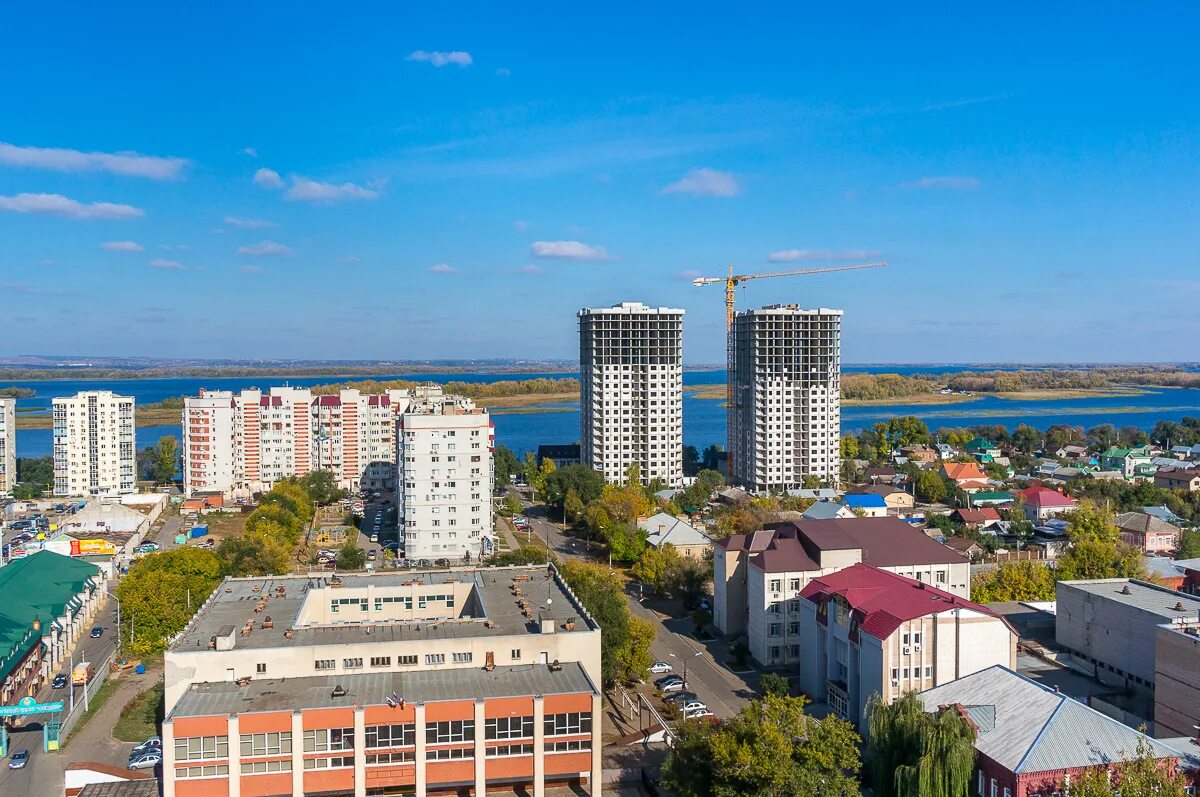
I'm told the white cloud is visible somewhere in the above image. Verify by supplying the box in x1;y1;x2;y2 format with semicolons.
518;264;542;275
767;248;881;263
675;269;703;280
149;258;185;270
100;240;144;252
338;256;362;265
224;215;278;229
0;193;144;220
254;168;285;189
495;67;511;77
900;175;980;190
284;176;381;203
0;142;187;179
530;240;609;260
406;50;473;67
428;262;458;274
241;147;258;158
240;264;262;274
513;219;530;231
659;168;740;197
237;240;293;256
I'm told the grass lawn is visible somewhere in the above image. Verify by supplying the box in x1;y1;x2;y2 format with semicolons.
113;682;164;743
64;679;120;743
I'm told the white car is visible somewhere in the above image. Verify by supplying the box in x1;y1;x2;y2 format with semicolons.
659;680;687;694
128;751;162;770
684;708;715;720
680;701;707;714
648;661;672;674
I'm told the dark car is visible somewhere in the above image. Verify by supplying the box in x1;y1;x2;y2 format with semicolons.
434;558;450;567
52;673;68;689
90;627;103;638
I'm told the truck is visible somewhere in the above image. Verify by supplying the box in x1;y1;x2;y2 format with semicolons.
72;662;92;686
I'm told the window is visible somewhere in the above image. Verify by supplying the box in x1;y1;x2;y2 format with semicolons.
547;739;591;753
924;666;932;679
315;659;335;671
175;736;229;761
544;712;592;737
788;578;801;592
890;667;900;682
366;751;415;765
370;656;391;668
256;663;266;674
912;632;923;645
902;633;910;645
303;728;354;752
768;623;781;636
977;771;984;796
398;655;418;666
510;649;521;660
426;720;474;744
365;723;415;749
452;652;473;664
241;760;291;774
343;657;363;669
769;579;782;592
487;744;534;757
485;716;534;740
991;779;997;797
240;732;292;757
428;747;473;760
425;653;445;666
770;646;780;659
178;764;230;779
303;756;354;770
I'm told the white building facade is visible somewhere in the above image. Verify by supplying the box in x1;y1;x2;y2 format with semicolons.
52;391;136;497
397;386;494;561
730;305;842;491
0;397;14;494
579;302;684;487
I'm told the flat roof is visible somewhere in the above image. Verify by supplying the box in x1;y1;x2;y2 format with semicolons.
168;662;597;719
170;566;598;653
1058;578;1200;620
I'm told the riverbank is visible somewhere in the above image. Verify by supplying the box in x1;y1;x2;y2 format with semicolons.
681;383;1149;406
15;401;182;430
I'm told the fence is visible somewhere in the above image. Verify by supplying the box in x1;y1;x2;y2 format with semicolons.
58;649;117;744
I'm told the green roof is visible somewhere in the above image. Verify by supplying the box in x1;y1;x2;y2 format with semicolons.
1102;447;1132;458
0;551;101;676
971;491;1014;502
964;438;998;451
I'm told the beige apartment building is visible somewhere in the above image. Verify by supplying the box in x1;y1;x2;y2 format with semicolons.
53;391;136;497
0;397;14;494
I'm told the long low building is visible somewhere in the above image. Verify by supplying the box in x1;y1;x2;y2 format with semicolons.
163;565;602;797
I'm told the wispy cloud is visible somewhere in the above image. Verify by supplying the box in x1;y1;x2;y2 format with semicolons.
224;215;278;229
284;176;381;203
767;248;880;263
240;147;258;158
530;240;609;261
675;269;703;280
240;264;263;274
495;67;511;77
518;264;542;275
0;142;187;179
149;258;186;270
406;50;473;67
100;240;144;252
900;175;980;190
428;262;458;274
253;168;285;189
1;282;69;296
237;240;293;256
0;193;144;220
513;220;530;232
338;256;362;265
659;168;741;197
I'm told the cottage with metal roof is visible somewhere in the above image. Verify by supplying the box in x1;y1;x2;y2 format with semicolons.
636;512;713;558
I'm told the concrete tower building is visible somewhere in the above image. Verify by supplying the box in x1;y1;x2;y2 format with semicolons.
578;302;684;486
730;305;841;491
0;397;14;494
52;390;136;497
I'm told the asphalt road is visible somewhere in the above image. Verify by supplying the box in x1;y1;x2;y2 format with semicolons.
152;515;184;551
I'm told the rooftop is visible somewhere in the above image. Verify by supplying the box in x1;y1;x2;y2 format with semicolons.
0;551;101;675
1057;578;1200;619
1114;511;1181;534
637;513;712;548
169;566;598;654
168;662;597;719
1016;486;1076;508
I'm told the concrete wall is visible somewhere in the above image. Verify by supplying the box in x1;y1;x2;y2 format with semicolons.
1154;623;1200;736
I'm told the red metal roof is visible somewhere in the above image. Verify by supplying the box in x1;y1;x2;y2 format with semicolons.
745;518;967;573
314;395;341;407
1016;486;1076;508
953;507;1001;523
943;462;987;481
800;563;1012;640
259;396;283;407
367;395;390;406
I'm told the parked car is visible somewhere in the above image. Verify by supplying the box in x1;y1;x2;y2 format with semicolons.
8;749;29;769
89;627;103;638
680;701;708;714
434;558;451;567
655;674;683;688
649;661;672;674
684;708;715;720
664;691;698;706
369;534;379;543
131;737;161;755
660;680;687;694
367;549;377;560
128;751;162;770
51;673;68;689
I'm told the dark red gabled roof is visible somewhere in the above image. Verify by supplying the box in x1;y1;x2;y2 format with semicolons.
1016;486;1076;508
800;563;1013;641
314;395;341;407
367;395;390;406
259;395;283;407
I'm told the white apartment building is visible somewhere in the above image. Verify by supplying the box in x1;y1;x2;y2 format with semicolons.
578;302;684;487
182;387;397;497
0;397;14;494
397;386;493;561
52;391;136;497
730;305;842;491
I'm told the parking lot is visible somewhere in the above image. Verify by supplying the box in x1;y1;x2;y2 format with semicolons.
1;500;85;560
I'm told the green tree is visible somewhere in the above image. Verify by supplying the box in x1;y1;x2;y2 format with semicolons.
969;560;1057;602
500;493;523;517
867;692;977;797
624;461;642;487
149;435;180;484
493;444;520;486
299;470;346;505
335;539;367;570
260;480;314;522
558;560;631;686
1064;735;1188;797
667;557;710;607
216;535;288;577
522;451;538;488
615;615;656;683
759;672;790;698
563;489;585;524
915;470;948;503
840;434;860;460
543;464;605;511
683;445;701;476
631;543;680;592
533;456;557;498
662;693;861;797
1012;424;1043;454
606;524;649;563
246;504;305;545
488;547;557;566
1067;499;1120;543
872;416;932;455
701;444;724;472
1177;529;1200;559
116;547;224;656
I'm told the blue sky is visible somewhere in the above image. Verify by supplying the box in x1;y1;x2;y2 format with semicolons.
2;3;1198;364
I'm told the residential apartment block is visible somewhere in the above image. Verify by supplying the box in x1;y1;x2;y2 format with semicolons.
730;305;842;492
183;387;399;497
162;566;602;797
52;391;136;497
797;564;1016;730
396;387;494;561
0;397;14;494
578;302;684;487
713;517;970;667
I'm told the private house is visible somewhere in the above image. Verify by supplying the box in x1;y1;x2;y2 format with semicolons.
785;488;841;501
1114;511;1181;554
951;507;1002;527
712;517;970;668
1015;486;1076;522
963;438;1002;462
942;461;988;487
714;486;752;506
847;485;915;512
636;512;713;558
1054;444;1091;460
841;493;888;518
802;501;856;521
943;536;985;559
1143;505;1189;526
797;564;1016;731
1155;467;1200;492
916;666;1187;797
865;466;897;484
935;443;955;460
1100;446;1153;478
970;490;1014;507
899;445;937;465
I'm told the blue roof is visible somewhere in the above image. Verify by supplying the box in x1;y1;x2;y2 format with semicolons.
843;494;887;509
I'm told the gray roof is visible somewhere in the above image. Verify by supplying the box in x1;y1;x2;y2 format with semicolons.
1144;557;1185;580
1143;505;1188;525
801;501;851;520
78;783;159;797
918;666;1179;773
168;662;597;719
1114;511;1180;535
1057;579;1200;620
785;488;840;500
637;513;712;549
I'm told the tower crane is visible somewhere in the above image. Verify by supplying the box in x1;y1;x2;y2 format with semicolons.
692;260;887;472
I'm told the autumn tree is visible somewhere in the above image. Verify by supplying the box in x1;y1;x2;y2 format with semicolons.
915;470;948;503
631;543;680;591
116;547;224;656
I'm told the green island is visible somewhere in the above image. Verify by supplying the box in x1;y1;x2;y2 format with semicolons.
0;386;37;398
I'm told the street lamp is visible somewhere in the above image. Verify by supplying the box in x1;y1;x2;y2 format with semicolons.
669;650;703;685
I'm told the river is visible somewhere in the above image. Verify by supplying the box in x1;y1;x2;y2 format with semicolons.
9;369;1200;457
